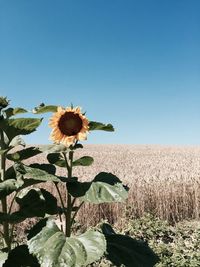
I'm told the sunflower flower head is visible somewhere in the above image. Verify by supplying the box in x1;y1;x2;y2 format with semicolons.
49;106;89;147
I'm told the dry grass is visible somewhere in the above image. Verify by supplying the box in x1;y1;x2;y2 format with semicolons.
8;145;200;227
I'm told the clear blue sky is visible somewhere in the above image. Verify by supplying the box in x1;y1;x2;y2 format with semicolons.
0;0;200;145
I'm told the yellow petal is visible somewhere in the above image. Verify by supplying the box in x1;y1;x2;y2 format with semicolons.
77;132;87;141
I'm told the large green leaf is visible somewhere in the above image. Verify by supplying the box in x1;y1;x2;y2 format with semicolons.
0;169;43;199
67;179;90;198
32;104;57;114
0;179;20;199
28;163;57;175
81;182;128;204
16;174;48;190
9;135;26;147
0;118;42;141
0;251;8;267
27;218;48;240
0;187;58;223
3;245;39;267
6;147;42;162
89;121;114;131
3;107;28;118
28;219;106;267
102;223;160;267
94;172;122;184
15;163;60;182
73;156;94;167
16;188;58;217
11;163;63;191
67;172;128;204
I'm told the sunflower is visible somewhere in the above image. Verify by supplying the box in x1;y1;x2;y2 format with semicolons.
49;106;89;146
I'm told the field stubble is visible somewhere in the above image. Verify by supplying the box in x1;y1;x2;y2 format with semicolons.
18;144;200;227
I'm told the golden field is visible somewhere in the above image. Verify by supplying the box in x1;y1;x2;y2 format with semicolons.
23;144;200;226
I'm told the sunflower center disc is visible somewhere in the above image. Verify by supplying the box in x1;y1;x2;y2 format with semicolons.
58;112;83;136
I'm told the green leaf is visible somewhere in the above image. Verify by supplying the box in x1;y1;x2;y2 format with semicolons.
27;218;48;240
102;223;160;267
47;153;66;167
28;219;106;267
28;163;57;175
9;136;26;147
0;118;42;142
0;179;20;199
94;172;122;184
67;172;128;203
3;107;28;118
7;147;42;162
0;212;9;223
16;176;44;191
0;251;8;267
89;121;114;131
0;149;9;155
0;96;9;109
13;107;28;115
15;163;60;182
0;211;25;224
39;144;68;153
3;132;9;146
3;245;39;267
71;143;83;150
67;180;90;198
32;105;57;114
81;182;128;204
16;188;58;217
47;154;94;169
13;163;63;190
5;166;17;180
73;156;94;167
0;186;58;222
47;153;94;167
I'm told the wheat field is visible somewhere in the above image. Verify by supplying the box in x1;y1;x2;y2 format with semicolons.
20;144;200;227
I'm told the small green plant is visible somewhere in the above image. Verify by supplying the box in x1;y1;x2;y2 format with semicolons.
0;97;159;267
119;213;200;267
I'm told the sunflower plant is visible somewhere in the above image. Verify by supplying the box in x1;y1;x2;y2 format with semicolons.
0;97;159;267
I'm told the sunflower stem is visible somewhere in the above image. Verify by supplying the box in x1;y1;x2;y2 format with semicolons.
0;129;11;251
65;150;74;237
8;223;15;247
62;152;70;173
